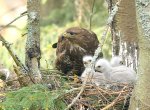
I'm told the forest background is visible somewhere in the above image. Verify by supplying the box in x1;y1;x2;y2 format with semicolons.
0;0;111;70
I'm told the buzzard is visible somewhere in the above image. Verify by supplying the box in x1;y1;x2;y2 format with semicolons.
52;27;99;76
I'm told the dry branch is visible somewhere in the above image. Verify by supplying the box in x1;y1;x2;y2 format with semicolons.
0;34;27;73
101;86;127;110
0;11;27;31
65;73;89;110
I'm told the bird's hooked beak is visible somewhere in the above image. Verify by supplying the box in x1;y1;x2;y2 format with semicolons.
52;42;57;48
95;69;102;73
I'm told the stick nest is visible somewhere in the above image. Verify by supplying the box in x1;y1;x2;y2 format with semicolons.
41;69;133;110
1;69;134;110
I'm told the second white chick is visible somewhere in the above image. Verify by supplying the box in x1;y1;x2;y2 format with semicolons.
95;58;136;84
81;55;93;81
83;55;93;68
110;56;124;67
81;56;106;86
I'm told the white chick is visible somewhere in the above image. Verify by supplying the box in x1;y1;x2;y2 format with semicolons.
95;58;136;84
81;55;94;81
110;56;124;67
82;55;93;68
81;56;106;86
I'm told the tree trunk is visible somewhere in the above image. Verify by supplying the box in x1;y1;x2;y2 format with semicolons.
129;0;150;109
74;0;84;25
110;0;138;71
25;0;41;83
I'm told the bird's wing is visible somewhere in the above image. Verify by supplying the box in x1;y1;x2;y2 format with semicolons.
55;51;73;74
110;72;136;83
110;67;136;83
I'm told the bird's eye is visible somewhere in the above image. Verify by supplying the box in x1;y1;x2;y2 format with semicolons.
98;66;101;68
69;32;74;35
89;60;92;62
68;32;76;35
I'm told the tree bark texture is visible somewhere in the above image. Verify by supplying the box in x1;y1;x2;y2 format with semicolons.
25;0;41;83
129;0;150;110
110;0;138;71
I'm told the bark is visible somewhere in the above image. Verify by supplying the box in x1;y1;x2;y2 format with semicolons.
74;0;84;25
110;0;138;71
25;0;41;83
107;0;120;56
129;0;150;109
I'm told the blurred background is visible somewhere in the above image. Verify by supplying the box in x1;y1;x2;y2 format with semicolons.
0;0;111;70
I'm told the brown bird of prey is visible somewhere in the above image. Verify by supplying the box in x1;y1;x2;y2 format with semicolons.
52;27;99;76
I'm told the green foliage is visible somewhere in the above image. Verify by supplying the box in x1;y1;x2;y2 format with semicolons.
1;84;67;110
41;0;75;26
41;0;47;4
0;0;112;70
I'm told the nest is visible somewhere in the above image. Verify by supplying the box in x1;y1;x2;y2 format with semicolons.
0;69;134;110
41;69;134;110
64;84;132;110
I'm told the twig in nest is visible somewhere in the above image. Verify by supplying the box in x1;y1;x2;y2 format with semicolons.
0;11;27;31
95;86;110;103
65;71;90;110
101;86;127;110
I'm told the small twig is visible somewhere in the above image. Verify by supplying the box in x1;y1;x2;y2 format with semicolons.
0;25;21;30
110;90;130;95
95;86;111;103
89;0;95;30
21;33;27;37
100;26;110;48
101;86;127;110
0;11;27;32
